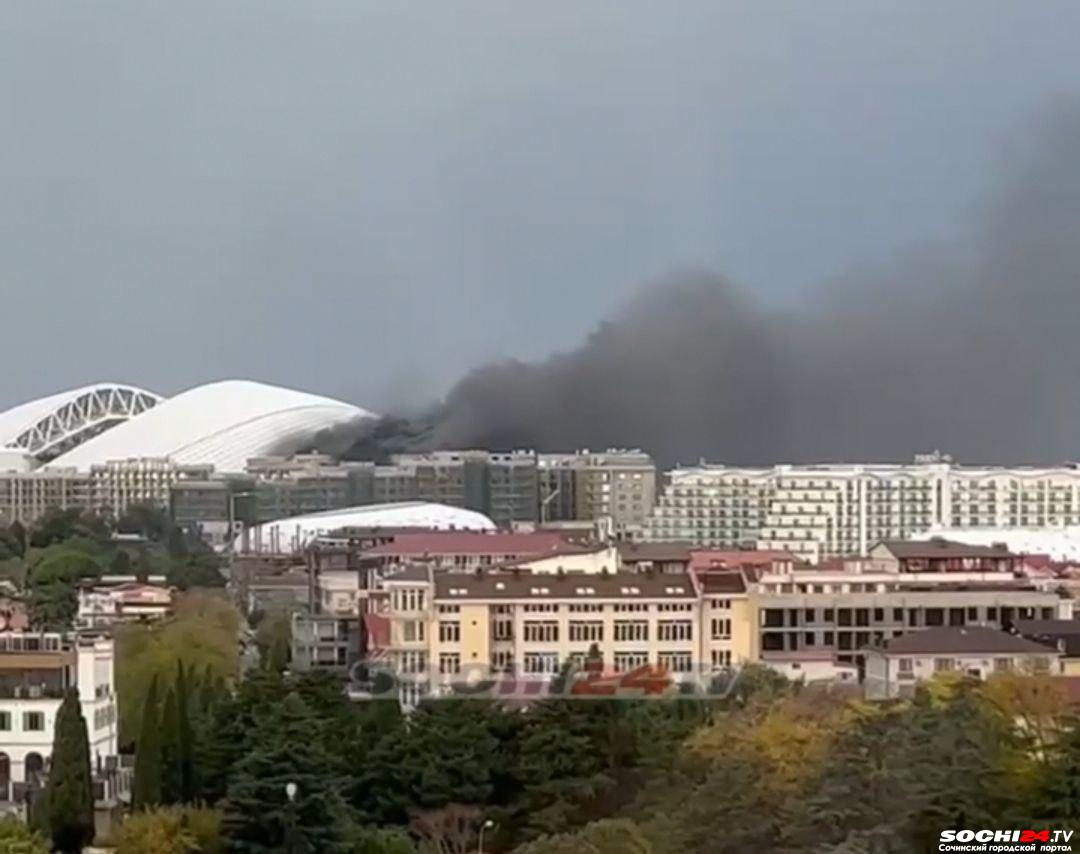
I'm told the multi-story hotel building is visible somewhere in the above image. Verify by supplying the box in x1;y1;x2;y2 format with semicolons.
374;538;1070;702
642;458;1080;563
380;565;755;706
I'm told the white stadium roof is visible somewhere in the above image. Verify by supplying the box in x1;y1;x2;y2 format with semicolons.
0;383;162;463
46;379;371;474
912;527;1080;563
238;502;496;554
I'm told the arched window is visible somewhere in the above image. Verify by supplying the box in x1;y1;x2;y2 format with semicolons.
24;753;45;786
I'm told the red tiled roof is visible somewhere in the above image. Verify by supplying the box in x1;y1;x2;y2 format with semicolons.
689;549;795;571
364;531;574;557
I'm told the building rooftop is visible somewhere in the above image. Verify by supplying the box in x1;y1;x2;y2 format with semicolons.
689;549;795;571
365;531;574;557
697;571;747;595
433;570;697;601
877;539;1014;560
875;626;1055;656
617;542;693;563
1014;618;1080;636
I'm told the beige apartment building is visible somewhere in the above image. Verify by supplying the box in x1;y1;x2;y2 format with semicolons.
0;468;91;526
375;539;1069;701
380;565;753;706
643;458;1080;563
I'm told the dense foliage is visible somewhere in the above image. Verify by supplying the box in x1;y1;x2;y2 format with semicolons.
1;505;225;631
126;665;1080;853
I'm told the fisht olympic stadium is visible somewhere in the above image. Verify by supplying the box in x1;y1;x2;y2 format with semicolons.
0;379;372;474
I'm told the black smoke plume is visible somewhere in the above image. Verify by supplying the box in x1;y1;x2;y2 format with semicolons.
315;102;1080;467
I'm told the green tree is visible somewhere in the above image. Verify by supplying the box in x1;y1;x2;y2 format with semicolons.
222;693;354;852
514;818;653;854
0;814;50;853
1037;713;1080;821
115;592;239;742
115;806;224;854
255;613;291;675
176;661;197;802
161;687;183;804
42;688;95;853
132;674;164;809
26;546;104;630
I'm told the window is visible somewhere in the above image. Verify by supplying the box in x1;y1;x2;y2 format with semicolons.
523;652;559;674
402;621;425;643
804;608;815;623
614;621;648;642
393;588;427;612
523;621;559;643
898;658;913;674
967;607;978;621
23;712;45;732
711;649;731;669
490;650;514;672
0;712;9;731
711;598;731;609
569;621;603;643
398;651;428;674
824;608;835;622
934;658;955;673
658;651;693;673
658;620;693;642
437;604;460;614
987;607;999;622
614;651;649;672
893;608;903;622
438;622;460;643
439;653;461;675
711;618;731;640
493;618;513;641
993;657;1012;673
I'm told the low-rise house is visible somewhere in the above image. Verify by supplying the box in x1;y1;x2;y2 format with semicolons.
869;539;1017;574
864;626;1059;699
76;582;173;629
1014;619;1080;675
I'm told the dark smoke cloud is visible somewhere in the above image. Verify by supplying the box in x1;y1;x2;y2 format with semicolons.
318;102;1080;468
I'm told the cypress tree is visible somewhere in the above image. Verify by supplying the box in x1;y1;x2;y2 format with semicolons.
160;686;182;804
176;660;196;802
43;687;95;853
131;674;163;809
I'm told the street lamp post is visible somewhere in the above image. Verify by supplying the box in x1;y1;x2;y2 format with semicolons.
478;818;495;854
284;781;299;854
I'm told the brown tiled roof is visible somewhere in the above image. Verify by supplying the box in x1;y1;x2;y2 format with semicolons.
697;571;747;595
617;542;693;563
877;539;1014;559
434;570;696;601
1014;618;1080;636
876;626;1055;655
689;549;794;571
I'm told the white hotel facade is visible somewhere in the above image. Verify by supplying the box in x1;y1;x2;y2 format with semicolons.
641;459;1080;563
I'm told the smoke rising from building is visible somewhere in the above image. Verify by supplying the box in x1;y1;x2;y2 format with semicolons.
318;102;1080;467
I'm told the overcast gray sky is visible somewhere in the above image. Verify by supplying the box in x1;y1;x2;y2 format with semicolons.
3;1;1080;412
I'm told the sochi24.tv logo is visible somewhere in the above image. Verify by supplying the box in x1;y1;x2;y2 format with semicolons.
939;828;1075;852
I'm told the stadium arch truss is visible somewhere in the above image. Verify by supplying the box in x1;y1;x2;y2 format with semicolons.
6;385;162;462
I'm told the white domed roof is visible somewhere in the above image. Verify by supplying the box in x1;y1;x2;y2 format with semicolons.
239;501;496;554
0;383;162;462
48;379;371;473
